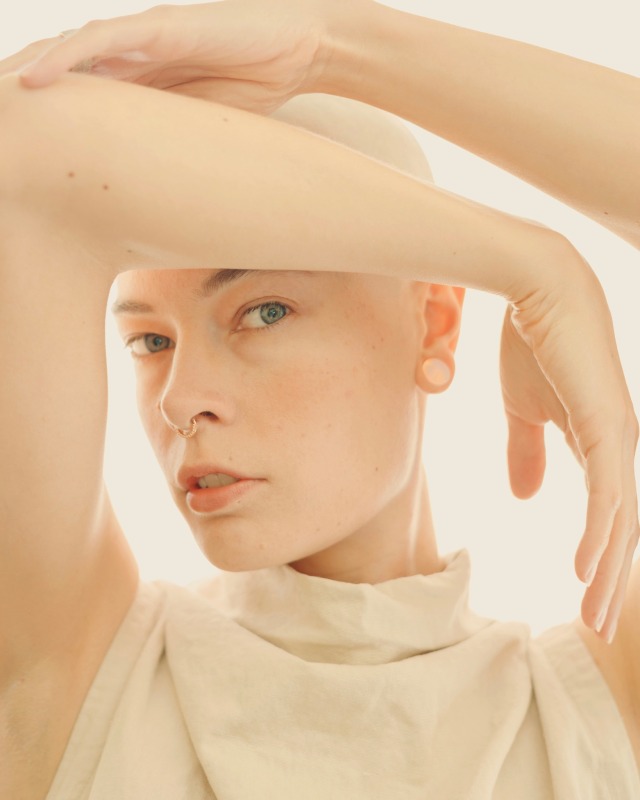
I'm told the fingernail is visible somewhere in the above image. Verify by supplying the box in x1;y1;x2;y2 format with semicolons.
595;605;608;632
605;619;618;645
585;561;597;586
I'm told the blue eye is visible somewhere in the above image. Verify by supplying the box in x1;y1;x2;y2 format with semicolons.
243;302;290;329
126;334;173;357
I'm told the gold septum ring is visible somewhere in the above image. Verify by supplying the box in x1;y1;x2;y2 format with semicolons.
173;418;198;439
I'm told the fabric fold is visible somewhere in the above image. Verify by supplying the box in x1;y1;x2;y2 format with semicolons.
44;549;639;799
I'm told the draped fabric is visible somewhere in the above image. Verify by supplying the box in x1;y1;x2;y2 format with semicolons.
46;550;639;799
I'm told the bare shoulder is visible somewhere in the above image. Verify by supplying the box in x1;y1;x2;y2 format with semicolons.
573;558;640;770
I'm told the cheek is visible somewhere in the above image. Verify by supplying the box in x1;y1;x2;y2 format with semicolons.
256;331;419;490
135;376;171;460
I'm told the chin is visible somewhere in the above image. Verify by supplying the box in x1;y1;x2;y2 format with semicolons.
192;520;337;575
191;524;291;573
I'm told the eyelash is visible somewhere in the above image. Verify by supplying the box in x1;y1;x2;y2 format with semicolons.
242;301;291;331
124;301;292;357
123;333;173;358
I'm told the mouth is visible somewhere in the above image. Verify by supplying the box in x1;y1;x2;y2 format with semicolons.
178;465;250;493
178;465;264;515
195;472;240;489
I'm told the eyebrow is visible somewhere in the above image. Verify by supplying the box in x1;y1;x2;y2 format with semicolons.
112;269;318;316
111;268;256;316
193;268;255;299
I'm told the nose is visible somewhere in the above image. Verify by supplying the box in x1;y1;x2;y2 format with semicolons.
157;340;236;435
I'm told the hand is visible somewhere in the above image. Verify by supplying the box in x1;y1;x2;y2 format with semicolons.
501;257;639;642
10;1;357;113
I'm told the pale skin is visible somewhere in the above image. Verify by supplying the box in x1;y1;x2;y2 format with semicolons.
13;1;640;246
0;81;470;795
115;267;453;583
4;0;639;641
0;20;638;796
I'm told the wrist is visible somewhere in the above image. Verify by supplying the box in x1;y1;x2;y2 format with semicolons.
315;1;398;101
507;225;599;340
485;208;566;296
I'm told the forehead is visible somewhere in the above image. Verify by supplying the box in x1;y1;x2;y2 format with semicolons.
116;268;215;299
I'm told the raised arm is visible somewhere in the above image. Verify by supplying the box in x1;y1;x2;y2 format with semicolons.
13;0;640;247
0;83;143;797
0;71;635;652
337;7;640;247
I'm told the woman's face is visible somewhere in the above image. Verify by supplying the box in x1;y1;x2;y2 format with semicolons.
114;268;431;576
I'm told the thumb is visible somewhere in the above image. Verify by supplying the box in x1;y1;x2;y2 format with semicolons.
506;412;546;499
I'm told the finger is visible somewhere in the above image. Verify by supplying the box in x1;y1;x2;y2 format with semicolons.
580;501;632;628
19;16;156;87
579;431;637;634
581;424;639;633
574;439;621;584
596;530;638;644
505;412;546;499
574;398;638;590
169;79;285;115
0;37;61;77
562;427;585;469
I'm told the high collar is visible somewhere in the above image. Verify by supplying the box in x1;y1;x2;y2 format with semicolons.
195;549;491;665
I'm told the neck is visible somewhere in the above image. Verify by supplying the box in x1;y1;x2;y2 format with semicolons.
290;466;442;584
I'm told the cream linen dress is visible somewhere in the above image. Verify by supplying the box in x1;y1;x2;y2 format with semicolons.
45;550;639;799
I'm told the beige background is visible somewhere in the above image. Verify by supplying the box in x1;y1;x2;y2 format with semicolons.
3;0;638;634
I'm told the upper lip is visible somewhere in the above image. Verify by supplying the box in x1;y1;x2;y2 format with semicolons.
177;464;253;492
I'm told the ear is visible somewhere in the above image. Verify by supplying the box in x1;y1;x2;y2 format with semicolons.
415;284;465;394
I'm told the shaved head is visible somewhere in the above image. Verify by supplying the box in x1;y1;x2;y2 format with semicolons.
113;91;460;580
270;94;433;182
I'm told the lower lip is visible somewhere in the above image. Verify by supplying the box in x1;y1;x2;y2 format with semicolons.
186;479;262;514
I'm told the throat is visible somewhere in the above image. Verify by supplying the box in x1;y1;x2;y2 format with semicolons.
290;465;440;583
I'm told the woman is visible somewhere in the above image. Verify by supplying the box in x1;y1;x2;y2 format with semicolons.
9;0;640;635
0;4;638;798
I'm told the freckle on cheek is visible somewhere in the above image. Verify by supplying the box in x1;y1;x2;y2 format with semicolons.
67;171;75;178
102;184;110;191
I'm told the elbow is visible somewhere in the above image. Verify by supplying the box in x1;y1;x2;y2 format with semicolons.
0;72;97;206
0;74;34;200
0;73;64;205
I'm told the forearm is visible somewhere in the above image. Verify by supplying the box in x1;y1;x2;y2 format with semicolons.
1;72;569;301
325;4;640;245
2;70;631;654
